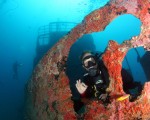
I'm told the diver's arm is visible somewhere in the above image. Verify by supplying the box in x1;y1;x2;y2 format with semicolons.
75;79;93;98
75;79;87;94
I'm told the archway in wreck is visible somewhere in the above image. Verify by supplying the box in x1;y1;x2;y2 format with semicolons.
66;34;96;99
66;14;148;114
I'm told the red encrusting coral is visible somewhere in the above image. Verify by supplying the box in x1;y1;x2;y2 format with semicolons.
102;40;127;94
25;0;150;120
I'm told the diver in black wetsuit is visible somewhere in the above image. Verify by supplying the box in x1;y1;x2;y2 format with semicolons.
73;51;143;118
76;52;110;103
13;61;22;80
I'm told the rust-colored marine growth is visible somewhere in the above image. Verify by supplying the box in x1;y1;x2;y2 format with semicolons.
26;0;150;119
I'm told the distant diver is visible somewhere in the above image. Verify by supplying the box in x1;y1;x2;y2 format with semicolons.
13;61;22;80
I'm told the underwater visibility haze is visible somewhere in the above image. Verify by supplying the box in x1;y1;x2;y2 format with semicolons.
0;0;150;120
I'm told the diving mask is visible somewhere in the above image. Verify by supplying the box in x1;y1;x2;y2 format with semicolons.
82;55;98;76
82;55;97;68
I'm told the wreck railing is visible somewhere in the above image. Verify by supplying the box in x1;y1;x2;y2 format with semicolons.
38;22;77;37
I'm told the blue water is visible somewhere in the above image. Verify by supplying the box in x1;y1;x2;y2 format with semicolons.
0;0;148;120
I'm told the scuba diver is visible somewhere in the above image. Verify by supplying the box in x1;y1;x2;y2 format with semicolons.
73;51;143;119
13;61;22;80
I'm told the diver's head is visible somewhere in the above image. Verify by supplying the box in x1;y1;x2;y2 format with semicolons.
81;51;98;76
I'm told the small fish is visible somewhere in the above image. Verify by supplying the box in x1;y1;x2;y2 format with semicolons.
117;94;130;101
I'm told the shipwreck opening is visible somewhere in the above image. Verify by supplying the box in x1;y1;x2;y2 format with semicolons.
122;47;148;98
66;34;96;98
66;14;146;114
91;14;147;101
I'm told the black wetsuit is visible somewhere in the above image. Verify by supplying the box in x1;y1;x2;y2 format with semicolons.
81;60;109;99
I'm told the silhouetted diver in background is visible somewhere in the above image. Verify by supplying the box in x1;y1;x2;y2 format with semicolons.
13;61;22;80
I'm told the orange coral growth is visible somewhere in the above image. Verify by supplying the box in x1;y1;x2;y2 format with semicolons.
59;76;69;88
63;111;76;120
102;41;127;94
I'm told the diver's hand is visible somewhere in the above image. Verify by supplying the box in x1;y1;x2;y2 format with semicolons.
99;93;108;101
75;80;88;94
